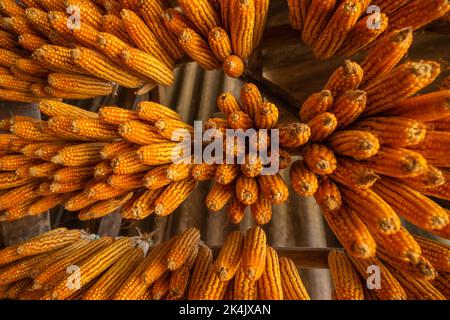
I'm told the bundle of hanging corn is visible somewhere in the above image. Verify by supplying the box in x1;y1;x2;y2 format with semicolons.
285;24;450;294
0;226;312;300
0;82;289;223
286;0;450;59
0;0;185;102
0;99;199;221
162;0;269;78
200;82;308;224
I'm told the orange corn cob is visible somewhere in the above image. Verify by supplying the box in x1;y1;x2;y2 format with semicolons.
35;143;71;161
360;27;413;88
29;162;61;178
71;118;119;141
0;172;33;189
137;142;182;166
413;235;450;272
360;147;427;178
47;11;77;43
108;173;144;189
143;165;171;190
65;190;99;211
236;175;258;205
370;0;410;15
96;32;130;63
18;33;49;52
0;74;32;92
228;194;246;224
372;178;449;231
223;55;245;78
32;45;81;74
191;163;217;181
253;0;269;48
64;0;103;29
227;110;254;130
0;252;54;286
387;0;450;32
430;273;450;299
3;16;36;35
101;14;134;45
137;0;184;60
111;150;151;174
216;92;241;115
45;86;99;99
16;229;82;257
329;90;367;129
255;102;278;129
0;30;17;52
127;188;163;219
241;226;267;281
95;161;113;180
178;0;221;37
324;61;364;98
341;185;401;234
299;90;334;122
196;268;230;300
250;192;272;225
72;47;145;88
99;106;140;126
162;8;195;36
154;178;197;216
230;0;255;60
257;173;289;204
101;141;136;159
50;180;87;193
87;182;127;200
352;117;427;147
120;9;174;69
290;160;318;196
24;7;53;34
206;181;234;211
0;48;21;68
119;121;167;145
187;244;213;300
314;178;342;212
51;237;132;300
240;82;263;119
385;90;450;122
51;143;105;166
279;257;310;300
83;247;143;300
328;250;363;300
308;112;337;142
212;231;243;282
166;161;195;182
208;27;232;61
48;73;113;96
349;255;407;300
179;28;220;71
401;165;445;190
257;246;283;300
10;68;44;83
302;0;336;45
11;119;61;141
313;0;362;59
0;88;39;102
168;266;190;299
215;164;240;185
336;13;389;57
0;182;39;210
38;99;98;119
136;101;181;123
0;154;37;171
327;130;380;160
79;192;133;220
389;268;444;300
323;204;376;259
0;0;25;16
302;143;337;175
16;59;49;77
364;61;441;116
28;192;76;216
232;264;257;299
166;229;200;271
151;271;170;300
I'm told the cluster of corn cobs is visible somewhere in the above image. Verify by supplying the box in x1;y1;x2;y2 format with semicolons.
328;236;450;300
166;0;269;78
0;0;271;103
287;0;450;58
0;226;312;300
0;98;203;221
284;22;450;298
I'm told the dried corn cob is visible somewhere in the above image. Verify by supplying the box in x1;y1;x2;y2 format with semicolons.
257;173;288;204
240;83;262;119
216;92;241;115
0;154;37;171
72;47;145;88
119;121;167;145
52;143;105;166
230;0;255;60
308;112;337;142
328;250;363;300
241;226;266;281
162;8;194;36
363;61;441;116
313;0;362;59
137;142;182;166
87;182;127;200
178;0;221;38
178;28;219;71
127;188;163;219
32;45;81;74
48;73;113;96
0;88;40;102
64;0;103;29
322;204;376;259
206;181;234;211
299;90;333;123
208;27;232;61
39;99;99;119
279;257;310;300
187;244;213;300
413;236;450;272
71;118;119;141
101;14;133;45
372;178;449;231
360;147;427;178
302;143;337;175
227;110;253;130
302;0;336;45
101;141;135;159
329;90;367;129
401;165;445;190
228;194;246;224
79;192;133;220
391;269;445;300
17;229;82;256
257;246;283;300
136;101;181;123
98;106;139;126
151;271;170;300
324;61;363;98
154;177;197;216
18;33;49;52
111;150;151;174
289;160;318;196
327;130;380;160
28;192;76;216
349;255;407;300
341;186;401;234
223;55;244;78
65;190;99;211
